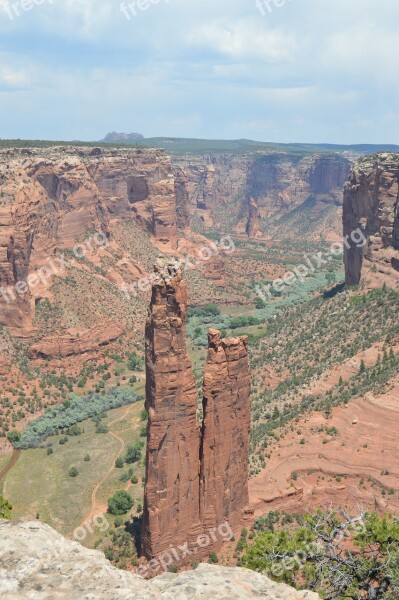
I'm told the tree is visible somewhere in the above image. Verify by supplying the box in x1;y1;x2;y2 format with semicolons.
0;495;12;519
124;442;142;464
107;490;134;516
68;467;79;477
7;430;20;445
115;457;124;469
255;297;266;310
242;510;399;599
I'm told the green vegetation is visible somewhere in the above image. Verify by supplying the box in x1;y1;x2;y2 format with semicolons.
2;402;145;537
14;388;142;449
107;490;134;515
124;442;143;464
241;510;399;599
0;495;12;519
249;287;399;471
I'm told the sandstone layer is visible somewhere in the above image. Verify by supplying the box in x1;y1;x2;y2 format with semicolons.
28;319;125;359
200;330;251;536
0;520;320;600
343;153;399;288
175;152;351;239
141;260;202;558
0;146;179;338
142;266;251;563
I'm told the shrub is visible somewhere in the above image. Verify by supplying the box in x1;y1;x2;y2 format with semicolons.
15;388;142;449
0;495;12;519
115;457;124;469
6;430;20;446
124;442;142;464
68;467;79;478
107;490;134;516
208;552;218;564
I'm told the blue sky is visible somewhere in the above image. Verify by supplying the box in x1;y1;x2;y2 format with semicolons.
0;0;398;143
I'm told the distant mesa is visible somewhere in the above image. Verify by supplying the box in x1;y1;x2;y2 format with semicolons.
101;132;144;143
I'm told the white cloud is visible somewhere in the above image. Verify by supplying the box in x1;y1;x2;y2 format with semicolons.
185;19;298;62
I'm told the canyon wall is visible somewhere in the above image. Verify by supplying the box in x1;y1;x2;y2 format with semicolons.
0;146;179;338
343;153;399;289
175;152;351;239
142;265;251;563
0;145;352;342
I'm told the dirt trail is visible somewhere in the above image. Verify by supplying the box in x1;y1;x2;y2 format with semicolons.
0;450;21;483
76;405;136;530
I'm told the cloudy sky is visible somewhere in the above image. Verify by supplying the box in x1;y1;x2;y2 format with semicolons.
0;0;398;143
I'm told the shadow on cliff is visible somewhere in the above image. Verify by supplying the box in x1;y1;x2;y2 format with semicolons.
126;515;143;556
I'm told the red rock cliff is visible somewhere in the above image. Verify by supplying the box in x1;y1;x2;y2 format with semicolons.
141;259;202;559
343;153;399;289
142;269;251;563
0;146;180;338
200;330;251;538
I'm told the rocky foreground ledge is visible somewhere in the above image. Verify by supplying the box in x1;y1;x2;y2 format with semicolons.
0;521;319;599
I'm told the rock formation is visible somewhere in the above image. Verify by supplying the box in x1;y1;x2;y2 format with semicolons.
141;259;202;558
28;319;125;359
200;330;251;537
343;153;399;289
0;520;320;600
101;132;144;142
142;266;251;563
246;198;261;238
0;146;179;338
176;152;351;240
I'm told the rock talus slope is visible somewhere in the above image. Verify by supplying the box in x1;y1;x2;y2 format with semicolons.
0;520;320;600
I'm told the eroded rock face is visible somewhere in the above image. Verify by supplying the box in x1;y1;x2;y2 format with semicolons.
0;520;320;600
343;153;399;288
141;260;202;558
200;330;251;538
142;267;251;563
246;198;261;238
28;319;125;359
0;146;179;338
248;153;350;219
175;152;351;239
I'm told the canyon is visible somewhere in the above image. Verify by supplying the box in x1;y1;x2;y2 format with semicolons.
0;145;351;342
142;261;251;562
1;144;399;599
